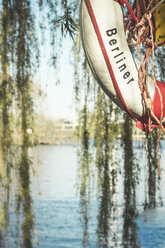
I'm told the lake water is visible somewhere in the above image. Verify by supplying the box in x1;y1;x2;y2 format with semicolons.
4;143;165;247
31;145;80;248
28;144;165;248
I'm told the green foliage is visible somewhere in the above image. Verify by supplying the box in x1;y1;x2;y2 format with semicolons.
144;129;163;209
55;3;77;39
72;2;164;245
38;0;77;68
0;0;163;246
0;0;38;246
122;114;140;248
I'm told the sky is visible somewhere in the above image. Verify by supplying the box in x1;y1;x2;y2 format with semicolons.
32;1;78;123
36;34;77;122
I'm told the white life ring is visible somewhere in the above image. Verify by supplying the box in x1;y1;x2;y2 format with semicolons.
80;0;165;130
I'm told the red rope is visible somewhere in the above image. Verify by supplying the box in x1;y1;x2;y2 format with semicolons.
122;0;139;23
122;0;165;47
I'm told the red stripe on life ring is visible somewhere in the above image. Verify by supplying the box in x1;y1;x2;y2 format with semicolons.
136;81;165;131
114;0;124;6
85;0;136;121
153;81;165;121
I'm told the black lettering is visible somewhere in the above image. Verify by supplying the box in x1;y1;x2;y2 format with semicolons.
116;57;126;63
114;52;124;58
119;63;126;72
109;39;117;45
106;28;117;37
111;47;119;52
123;72;130;79
127;77;134;84
107;35;134;84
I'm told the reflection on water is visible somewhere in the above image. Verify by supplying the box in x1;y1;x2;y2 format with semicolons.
78;103;92;248
16;144;34;248
144;130;162;209
96;159;111;248
122;115;140;248
96;114;117;248
0;112;14;247
137;207;165;248
0;142;165;247
0;142;35;247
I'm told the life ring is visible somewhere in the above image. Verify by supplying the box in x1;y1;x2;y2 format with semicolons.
80;0;165;131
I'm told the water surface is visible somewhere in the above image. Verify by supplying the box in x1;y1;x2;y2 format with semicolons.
29;144;165;248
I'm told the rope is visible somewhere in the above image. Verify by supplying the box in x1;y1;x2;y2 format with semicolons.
137;11;165;175
123;0;165;174
122;0;139;23
124;0;165;47
150;0;165;14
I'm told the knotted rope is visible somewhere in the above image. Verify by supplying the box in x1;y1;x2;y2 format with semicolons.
123;0;165;174
136;10;165;175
